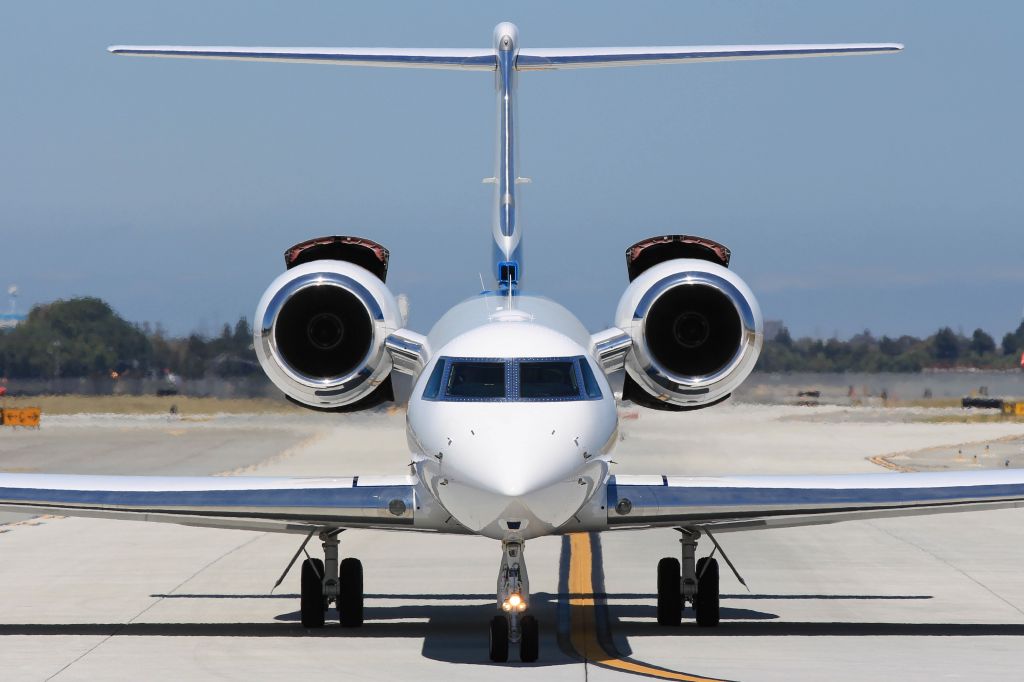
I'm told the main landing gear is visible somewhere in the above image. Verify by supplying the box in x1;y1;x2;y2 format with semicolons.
299;530;364;628
489;540;539;663
657;528;720;627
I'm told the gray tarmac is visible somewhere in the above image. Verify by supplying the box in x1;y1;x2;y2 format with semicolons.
1;405;1024;681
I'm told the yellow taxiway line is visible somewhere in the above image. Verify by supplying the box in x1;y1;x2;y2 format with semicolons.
567;532;727;681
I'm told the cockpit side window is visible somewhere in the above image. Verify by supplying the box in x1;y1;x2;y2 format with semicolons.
421;361;446;400
578;360;604;399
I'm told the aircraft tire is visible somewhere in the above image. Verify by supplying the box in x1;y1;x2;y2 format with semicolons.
695;557;720;627
338;557;364;627
519;614;539;662
300;558;326;628
657;557;682;626
488;615;509;662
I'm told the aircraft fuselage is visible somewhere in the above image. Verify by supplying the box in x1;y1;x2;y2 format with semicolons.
408;293;617;539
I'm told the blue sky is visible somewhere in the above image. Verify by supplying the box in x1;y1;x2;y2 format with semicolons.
2;2;1022;339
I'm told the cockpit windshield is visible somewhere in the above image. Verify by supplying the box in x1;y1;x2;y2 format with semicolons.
422;356;603;402
446;361;506;399
518;361;579;399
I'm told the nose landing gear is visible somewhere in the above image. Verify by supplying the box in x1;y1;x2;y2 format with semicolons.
298;530;364;629
489;540;539;662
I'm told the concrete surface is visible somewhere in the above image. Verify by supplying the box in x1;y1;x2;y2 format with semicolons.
1;404;1024;680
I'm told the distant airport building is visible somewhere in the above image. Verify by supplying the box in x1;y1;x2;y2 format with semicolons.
764;319;785;341
0;313;26;329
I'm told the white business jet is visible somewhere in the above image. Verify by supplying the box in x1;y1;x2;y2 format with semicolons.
3;23;1023;664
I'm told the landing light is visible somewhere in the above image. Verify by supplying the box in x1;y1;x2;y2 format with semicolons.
501;593;527;612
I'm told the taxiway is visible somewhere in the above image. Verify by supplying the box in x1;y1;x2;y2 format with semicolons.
1;405;1023;680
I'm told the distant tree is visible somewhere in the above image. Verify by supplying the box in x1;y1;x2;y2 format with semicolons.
233;316;251;345
970;328;996;355
932;327;961;361
1003;333;1020;356
751;323;1018;373
0;298;149;378
1002;321;1024;355
203;315;259;377
179;334;209;378
775;326;793;348
882;335;921;358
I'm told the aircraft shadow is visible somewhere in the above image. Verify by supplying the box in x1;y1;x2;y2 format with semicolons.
2;590;1014;667
606;620;1024;638
0;535;999;668
151;591;932;602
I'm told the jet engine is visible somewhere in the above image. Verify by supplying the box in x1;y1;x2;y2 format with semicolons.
614;236;763;410
254;237;403;411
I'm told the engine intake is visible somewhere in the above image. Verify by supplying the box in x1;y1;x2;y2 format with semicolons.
255;258;402;410
274;285;372;379
615;256;762;410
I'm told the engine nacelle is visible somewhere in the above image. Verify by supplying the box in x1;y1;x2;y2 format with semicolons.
614;258;763;409
254;260;402;410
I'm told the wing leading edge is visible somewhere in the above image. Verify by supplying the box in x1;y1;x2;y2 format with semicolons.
603;470;1024;533
0;472;427;534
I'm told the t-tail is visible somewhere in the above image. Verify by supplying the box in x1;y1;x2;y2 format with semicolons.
110;23;901;291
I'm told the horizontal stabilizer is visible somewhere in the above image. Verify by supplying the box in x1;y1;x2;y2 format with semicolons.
108;45;496;70
517;43;902;69
109;43;901;72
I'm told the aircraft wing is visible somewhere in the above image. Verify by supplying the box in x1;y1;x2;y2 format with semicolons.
0;473;419;534
604;470;1024;533
517;43;902;70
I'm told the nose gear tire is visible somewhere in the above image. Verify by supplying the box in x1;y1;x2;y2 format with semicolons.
488;615;509;662
519;614;539;662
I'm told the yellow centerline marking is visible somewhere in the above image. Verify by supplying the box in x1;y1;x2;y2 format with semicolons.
567;532;727;682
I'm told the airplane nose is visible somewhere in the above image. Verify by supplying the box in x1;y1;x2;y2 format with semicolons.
429;438;602;539
449;425;582;499
409;399;616;539
485;465;565;498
